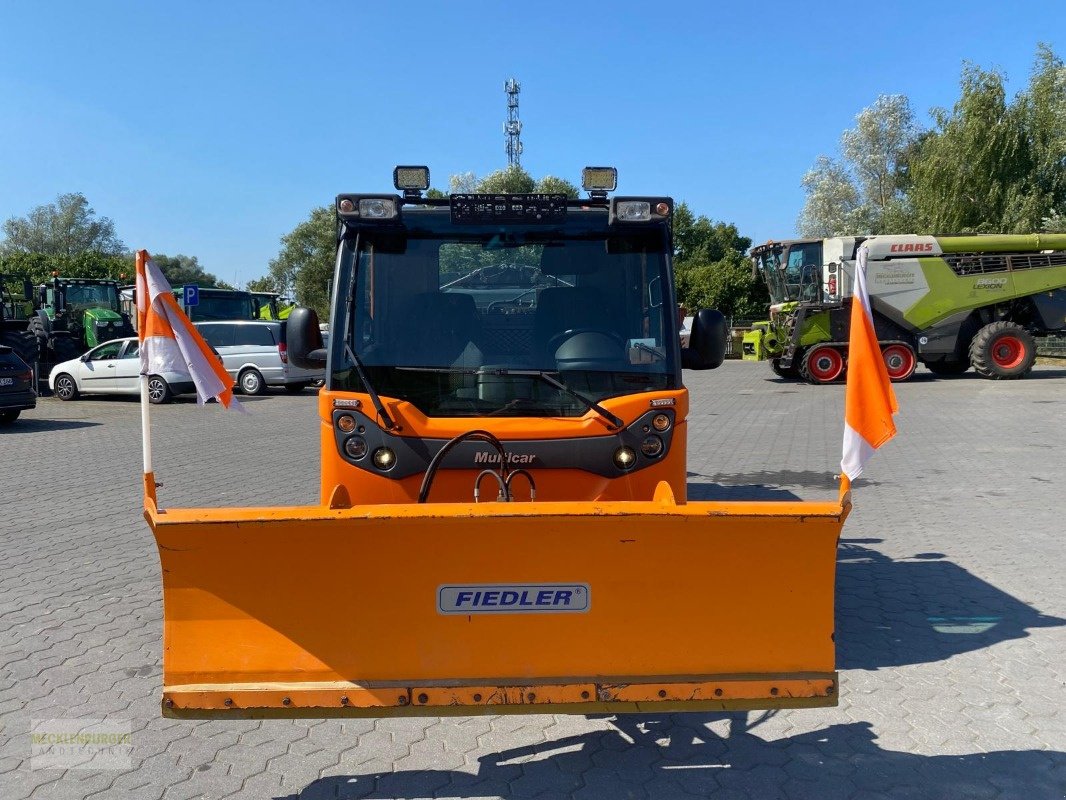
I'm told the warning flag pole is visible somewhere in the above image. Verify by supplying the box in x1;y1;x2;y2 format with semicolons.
135;250;157;507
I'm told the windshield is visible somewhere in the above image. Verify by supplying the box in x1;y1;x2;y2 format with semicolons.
331;213;678;417
784;242;824;302
182;291;256;321
753;247;789;304
64;283;119;311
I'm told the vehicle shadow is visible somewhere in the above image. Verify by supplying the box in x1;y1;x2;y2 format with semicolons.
688;470;877;500
835;539;1064;670
278;714;1066;799
1;418;101;433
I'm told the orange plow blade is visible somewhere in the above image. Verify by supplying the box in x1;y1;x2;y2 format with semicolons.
147;487;849;717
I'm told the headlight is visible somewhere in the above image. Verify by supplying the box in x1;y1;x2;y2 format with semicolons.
337;414;356;433
359;198;397;218
640;435;664;458
613;446;636;470
344;436;368;459
652;413;671;432
614;201;650;221
372;447;396;471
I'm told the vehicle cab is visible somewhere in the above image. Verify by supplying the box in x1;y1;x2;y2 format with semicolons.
289;166;726;505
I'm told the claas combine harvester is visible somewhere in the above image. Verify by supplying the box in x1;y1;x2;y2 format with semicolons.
145;167;851;718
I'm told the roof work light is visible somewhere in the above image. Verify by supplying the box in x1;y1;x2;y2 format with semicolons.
582;166;618;196
394;166;430;197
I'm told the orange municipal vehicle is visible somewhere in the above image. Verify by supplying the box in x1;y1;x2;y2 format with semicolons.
145;166;850;718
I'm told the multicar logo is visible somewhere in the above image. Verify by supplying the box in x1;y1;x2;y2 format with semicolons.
889;243;935;253
473;451;536;465
438;584;590;614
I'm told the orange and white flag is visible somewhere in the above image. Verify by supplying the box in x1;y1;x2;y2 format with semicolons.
841;245;897;480
135;250;242;410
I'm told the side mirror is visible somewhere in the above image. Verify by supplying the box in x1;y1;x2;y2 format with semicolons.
681;308;727;370
287;307;327;370
80;354;91;362
22;280;33;301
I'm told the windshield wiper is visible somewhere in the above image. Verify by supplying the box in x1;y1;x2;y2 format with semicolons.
398;367;623;430
346;343;396;430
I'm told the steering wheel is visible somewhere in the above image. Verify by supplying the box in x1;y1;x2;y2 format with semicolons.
546;328;626;354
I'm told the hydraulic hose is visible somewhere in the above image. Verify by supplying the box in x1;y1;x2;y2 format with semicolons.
417;429;511;504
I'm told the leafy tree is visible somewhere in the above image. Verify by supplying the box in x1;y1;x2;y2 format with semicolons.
245;275;280;293
905;45;1065;233
0;251;132;285
445;166;580;198
798;95;919;236
672;203;766;321
151;254;233;289
1;193;125;256
267;206;335;318
797;156;862;237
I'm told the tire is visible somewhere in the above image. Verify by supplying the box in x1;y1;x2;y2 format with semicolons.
51;336;84;363
881;343;917;382
54;373;79;401
0;410;20;425
28;316;49;358
0;330;39;369
147;375;173;404
284;382;310;394
239;368;266;396
925;359;970;376
800;345;846;384
769;357;800;379
969;322;1036;380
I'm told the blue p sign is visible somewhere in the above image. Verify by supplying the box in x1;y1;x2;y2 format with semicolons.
183;285;199;307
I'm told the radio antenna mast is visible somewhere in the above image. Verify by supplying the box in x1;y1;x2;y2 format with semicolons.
504;78;523;168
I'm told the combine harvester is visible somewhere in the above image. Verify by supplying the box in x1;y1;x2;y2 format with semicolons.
743;234;1066;382
145;167;851;718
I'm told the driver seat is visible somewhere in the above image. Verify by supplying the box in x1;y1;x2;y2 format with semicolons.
532;287;610;365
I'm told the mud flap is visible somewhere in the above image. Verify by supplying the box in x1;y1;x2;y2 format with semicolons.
147;486;849;717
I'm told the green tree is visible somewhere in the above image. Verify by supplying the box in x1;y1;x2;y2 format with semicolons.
445;166;580;198
151;254;233;289
245;275;280;293
0;251;132;285
1;193;125;256
267;206;335;318
907;45;1066;233
672;203;766;321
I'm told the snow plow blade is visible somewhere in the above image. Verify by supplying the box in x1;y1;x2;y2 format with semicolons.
147;486;849;718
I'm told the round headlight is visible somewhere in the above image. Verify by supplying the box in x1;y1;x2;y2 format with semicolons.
613;446;636;470
372;447;396;471
652;413;671;432
641;435;664;458
337;414;356;433
344;436;368;459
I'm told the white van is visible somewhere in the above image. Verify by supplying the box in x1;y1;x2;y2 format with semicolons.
195;320;324;395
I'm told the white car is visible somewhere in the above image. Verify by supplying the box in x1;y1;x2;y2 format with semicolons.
48;337;196;404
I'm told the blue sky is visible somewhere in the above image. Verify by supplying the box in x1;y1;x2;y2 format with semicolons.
1;1;1062;285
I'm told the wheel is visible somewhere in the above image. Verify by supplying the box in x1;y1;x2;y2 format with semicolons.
284;382;310;394
147;375;173;404
800;345;846;384
769;357;800;379
0;410;19;425
881;343;917;382
0;330;39;369
50;336;84;364
925;359;970;376
239;368;266;395
54;373;79;401
969;322;1036;379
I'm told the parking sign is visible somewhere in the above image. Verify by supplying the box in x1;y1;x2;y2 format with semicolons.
183;285;199;307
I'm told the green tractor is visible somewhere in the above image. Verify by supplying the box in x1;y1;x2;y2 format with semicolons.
0;273;40;367
31;277;135;364
743;234;1066;382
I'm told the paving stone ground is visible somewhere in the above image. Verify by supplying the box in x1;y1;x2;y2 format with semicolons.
1;361;1065;799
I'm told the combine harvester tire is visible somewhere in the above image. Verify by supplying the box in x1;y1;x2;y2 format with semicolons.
969;321;1036;380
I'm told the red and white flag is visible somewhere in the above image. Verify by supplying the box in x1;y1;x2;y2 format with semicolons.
841;245;898;480
135;250;242;410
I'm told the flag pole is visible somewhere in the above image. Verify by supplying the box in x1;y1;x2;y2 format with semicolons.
136;250;157;507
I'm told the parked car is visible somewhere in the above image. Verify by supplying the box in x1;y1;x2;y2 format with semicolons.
195;320;324;395
0;345;36;424
48;337;195;404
